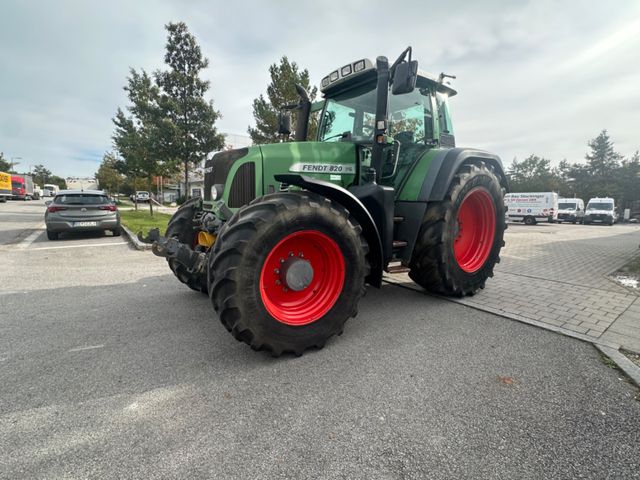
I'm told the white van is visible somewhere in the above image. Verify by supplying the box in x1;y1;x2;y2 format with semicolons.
43;184;59;197
557;198;585;224
504;192;558;225
584;197;617;225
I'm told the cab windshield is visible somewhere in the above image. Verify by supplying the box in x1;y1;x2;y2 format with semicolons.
558;203;577;210
587;203;613;211
318;83;434;144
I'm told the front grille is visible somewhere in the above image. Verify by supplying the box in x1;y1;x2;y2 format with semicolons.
204;148;248;201
228;162;256;208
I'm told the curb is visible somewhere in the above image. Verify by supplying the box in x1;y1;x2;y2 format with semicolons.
383;274;640;388
121;224;152;251
596;345;640;387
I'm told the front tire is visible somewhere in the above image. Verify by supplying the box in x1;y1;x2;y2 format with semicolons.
165;198;208;294
208;192;368;357
409;162;506;296
46;230;58;241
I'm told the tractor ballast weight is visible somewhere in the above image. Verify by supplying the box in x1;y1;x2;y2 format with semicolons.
150;47;509;356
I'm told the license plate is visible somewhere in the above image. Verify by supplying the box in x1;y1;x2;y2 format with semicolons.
74;221;98;227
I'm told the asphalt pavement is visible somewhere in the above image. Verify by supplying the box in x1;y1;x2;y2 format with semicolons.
1;200;639;479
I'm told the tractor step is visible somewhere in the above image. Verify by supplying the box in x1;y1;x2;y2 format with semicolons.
387;263;410;274
393;216;404;223
392;240;408;248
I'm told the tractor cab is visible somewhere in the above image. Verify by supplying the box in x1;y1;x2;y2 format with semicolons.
316;60;457;191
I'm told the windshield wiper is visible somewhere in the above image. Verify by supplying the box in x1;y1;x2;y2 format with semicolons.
322;131;351;142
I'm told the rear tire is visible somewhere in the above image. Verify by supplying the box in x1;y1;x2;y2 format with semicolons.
409;162;506;296
165;198;208;294
46;230;58;240
208;192;368;357
524;216;536;225
112;227;121;237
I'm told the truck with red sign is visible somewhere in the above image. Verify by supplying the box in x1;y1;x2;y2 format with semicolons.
504;192;558;225
11;174;35;200
0;171;11;202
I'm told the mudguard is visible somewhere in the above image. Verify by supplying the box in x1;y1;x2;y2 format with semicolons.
275;174;384;288
418;148;509;202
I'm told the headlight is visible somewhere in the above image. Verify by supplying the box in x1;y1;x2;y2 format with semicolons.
210;184;224;201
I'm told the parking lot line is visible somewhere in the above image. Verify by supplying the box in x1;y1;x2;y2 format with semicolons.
29;241;129;251
17;225;45;249
67;344;105;352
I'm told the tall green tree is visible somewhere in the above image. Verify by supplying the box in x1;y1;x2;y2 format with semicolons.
0;152;11;172
585;130;621;177
154;22;225;199
507;155;560;192
48;175;67;189
248;56;318;144
618;150;640;208
113;68;176;214
95;152;125;196
32;164;52;186
113;106;151;212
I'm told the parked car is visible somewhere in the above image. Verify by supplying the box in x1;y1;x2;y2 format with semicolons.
44;190;121;240
584;197;617;225
557;198;585;224
130;191;150;203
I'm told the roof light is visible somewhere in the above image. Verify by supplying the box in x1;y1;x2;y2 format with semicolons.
329;70;339;82
341;65;352;76
321;77;330;88
354;60;366;72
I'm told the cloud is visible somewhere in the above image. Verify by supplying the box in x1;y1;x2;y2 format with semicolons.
1;0;639;177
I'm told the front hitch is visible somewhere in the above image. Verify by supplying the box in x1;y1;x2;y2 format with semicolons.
140;228;207;275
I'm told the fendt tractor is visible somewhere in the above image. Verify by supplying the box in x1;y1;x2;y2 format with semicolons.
145;47;508;356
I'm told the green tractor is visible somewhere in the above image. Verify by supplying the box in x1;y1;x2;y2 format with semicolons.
148;47;508;356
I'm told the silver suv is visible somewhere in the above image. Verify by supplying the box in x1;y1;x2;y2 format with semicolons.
45;190;121;240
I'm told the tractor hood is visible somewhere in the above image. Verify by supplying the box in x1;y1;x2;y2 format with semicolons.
259;142;357;191
204;142;358;206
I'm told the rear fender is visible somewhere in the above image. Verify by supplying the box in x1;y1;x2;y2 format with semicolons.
419;148;509;202
274;174;383;288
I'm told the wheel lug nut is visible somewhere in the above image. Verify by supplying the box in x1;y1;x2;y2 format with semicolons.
289;252;294;257
276;280;281;285
280;258;284;263
274;268;279;274
298;252;304;257
283;287;288;292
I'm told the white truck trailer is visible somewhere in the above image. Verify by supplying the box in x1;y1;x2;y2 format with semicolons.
504;192;558;225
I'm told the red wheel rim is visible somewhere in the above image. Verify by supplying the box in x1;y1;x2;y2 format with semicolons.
453;188;496;273
260;230;345;326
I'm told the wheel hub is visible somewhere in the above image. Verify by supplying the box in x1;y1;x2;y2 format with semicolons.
260;230;345;326
280;257;314;291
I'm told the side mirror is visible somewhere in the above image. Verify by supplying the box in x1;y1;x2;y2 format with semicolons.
45;200;52;206
392;60;418;95
278;112;292;135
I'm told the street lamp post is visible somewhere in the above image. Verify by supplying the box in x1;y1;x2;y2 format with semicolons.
10;157;22;171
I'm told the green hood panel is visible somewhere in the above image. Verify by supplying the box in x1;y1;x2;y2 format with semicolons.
259;142;357;190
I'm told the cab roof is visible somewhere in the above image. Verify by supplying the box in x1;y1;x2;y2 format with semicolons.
320;58;457;97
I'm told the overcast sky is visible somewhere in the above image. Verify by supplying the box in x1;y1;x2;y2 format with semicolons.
1;0;639;177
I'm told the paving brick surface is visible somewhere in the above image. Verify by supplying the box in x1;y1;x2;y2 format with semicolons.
390;223;640;353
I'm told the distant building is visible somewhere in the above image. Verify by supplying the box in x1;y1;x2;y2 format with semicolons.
66;177;99;190
222;132;252;150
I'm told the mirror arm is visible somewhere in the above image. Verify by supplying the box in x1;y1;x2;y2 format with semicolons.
389;46;412;82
